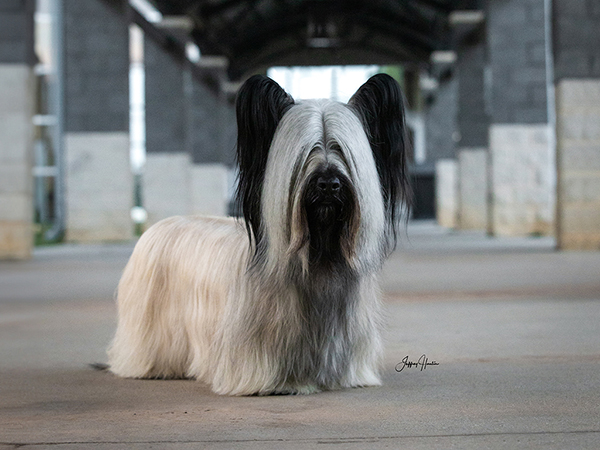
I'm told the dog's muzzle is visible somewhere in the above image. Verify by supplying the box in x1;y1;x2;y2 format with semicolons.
314;172;341;204
305;169;347;215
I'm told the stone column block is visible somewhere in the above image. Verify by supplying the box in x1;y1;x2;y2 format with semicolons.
65;132;133;241
0;65;34;259
556;79;600;250
63;0;132;242
435;159;458;229
458;148;488;230
490;124;554;236
144;152;191;226
189;164;231;217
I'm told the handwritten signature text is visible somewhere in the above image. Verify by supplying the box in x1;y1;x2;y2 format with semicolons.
395;354;439;373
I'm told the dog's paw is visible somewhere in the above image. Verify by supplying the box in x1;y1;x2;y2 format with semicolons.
267;384;321;395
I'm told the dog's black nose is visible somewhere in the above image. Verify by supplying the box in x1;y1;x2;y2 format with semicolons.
316;175;341;194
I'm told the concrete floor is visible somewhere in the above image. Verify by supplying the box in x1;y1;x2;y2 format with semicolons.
1;224;599;449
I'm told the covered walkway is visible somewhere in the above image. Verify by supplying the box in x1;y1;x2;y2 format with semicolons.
1;225;599;449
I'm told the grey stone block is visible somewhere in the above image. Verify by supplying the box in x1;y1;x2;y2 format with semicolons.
0;13;28;39
490;124;554;236
0;64;34;259
592;0;600;17
490;2;528;26
458;148;488;230
145;37;187;155
528;2;545;21
0;3;33;64
144;153;192;223
435;159;458;228
554;1;600;79
65;131;133;242
487;0;548;124
189;78;236;166
528;43;547;64
425;77;458;161
514;108;548;124
0;0;27;11
64;0;129;133
554;0;588;16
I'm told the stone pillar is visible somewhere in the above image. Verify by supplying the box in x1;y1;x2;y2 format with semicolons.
435;159;458;229
143;35;190;225
63;0;133;241
188;74;236;217
455;31;490;230
458;149;488;229
0;1;35;259
554;0;600;250
425;77;458;164
487;0;554;236
425;77;458;225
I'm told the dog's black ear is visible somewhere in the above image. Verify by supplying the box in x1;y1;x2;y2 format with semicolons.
349;73;412;233
235;75;295;248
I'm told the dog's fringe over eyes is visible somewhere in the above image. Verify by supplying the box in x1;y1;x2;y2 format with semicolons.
107;73;412;396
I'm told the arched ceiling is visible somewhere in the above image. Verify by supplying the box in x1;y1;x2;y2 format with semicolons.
146;0;482;80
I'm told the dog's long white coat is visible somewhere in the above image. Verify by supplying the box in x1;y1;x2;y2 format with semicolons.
108;100;387;395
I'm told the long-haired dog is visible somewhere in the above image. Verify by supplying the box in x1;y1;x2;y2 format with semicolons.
107;73;411;395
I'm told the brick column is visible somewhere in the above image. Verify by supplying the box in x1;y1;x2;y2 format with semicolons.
0;1;35;259
456;33;490;230
143;36;191;226
63;0;133;241
188;74;236;217
487;0;554;236
554;0;600;250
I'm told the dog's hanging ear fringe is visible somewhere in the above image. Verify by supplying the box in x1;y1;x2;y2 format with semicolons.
349;73;413;243
234;75;295;252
